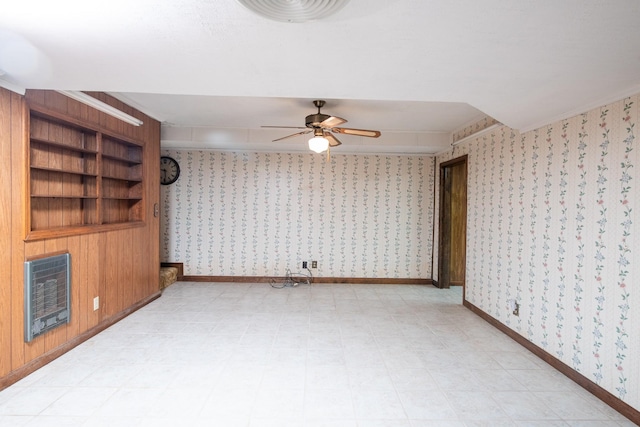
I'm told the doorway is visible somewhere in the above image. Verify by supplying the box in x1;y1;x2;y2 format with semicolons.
437;155;468;290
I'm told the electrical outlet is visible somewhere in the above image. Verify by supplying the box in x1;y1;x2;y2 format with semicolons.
311;261;317;269
93;296;99;311
302;261;308;269
509;299;519;316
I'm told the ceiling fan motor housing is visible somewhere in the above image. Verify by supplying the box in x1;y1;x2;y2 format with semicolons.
306;113;330;128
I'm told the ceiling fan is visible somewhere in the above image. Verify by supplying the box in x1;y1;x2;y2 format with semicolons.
263;100;381;153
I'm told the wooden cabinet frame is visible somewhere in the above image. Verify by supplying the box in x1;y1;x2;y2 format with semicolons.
26;104;146;241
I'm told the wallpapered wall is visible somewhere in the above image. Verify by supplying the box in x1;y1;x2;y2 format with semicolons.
436;95;639;409
161;152;435;279
451;116;499;143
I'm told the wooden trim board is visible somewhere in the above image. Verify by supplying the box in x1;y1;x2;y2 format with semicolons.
180;275;432;285
463;299;640;424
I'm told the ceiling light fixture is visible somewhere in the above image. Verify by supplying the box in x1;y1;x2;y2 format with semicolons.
235;0;351;23
308;129;329;153
56;90;143;126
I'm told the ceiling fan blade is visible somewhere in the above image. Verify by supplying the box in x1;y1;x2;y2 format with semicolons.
332;127;381;138
320;116;347;128
262;125;307;129
273;130;311;142
325;132;342;147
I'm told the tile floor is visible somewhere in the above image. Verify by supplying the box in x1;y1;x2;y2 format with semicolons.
0;282;636;426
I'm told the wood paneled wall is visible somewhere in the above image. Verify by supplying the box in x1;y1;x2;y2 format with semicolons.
0;88;160;388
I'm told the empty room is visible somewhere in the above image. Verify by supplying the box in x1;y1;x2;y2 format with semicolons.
1;0;639;425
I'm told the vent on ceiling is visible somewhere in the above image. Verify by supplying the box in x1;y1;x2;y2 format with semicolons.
236;0;350;23
24;253;71;342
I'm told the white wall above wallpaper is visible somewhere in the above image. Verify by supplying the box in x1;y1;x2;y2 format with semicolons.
161;152;435;279
436;94;640;411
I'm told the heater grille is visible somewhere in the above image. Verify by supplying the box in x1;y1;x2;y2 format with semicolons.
24;253;71;342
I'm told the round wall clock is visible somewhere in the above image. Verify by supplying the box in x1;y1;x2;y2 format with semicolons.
160;156;180;185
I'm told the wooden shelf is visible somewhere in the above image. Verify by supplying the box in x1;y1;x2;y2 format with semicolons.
102;174;143;182
30;137;98;154
27;108;146;238
30;165;98;177
102;196;143;200
25;221;145;241
102;153;142;165
31;195;98;199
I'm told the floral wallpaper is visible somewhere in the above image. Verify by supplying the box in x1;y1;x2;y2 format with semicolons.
161;152;435;279
160;93;639;411
436;94;639;410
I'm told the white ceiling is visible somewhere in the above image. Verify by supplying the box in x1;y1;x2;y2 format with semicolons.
1;0;639;154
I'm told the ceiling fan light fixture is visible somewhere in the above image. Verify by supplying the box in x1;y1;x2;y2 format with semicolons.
236;0;350;23
266;99;380;151
309;136;329;153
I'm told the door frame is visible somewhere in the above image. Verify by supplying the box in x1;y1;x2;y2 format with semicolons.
437;155;468;295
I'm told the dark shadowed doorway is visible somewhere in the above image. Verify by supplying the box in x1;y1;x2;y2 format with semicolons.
437;155;467;290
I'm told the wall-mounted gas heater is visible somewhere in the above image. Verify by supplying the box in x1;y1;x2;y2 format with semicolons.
24;253;71;342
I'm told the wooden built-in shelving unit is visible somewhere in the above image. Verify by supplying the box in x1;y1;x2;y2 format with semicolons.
1;87;160;393
27;108;144;240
